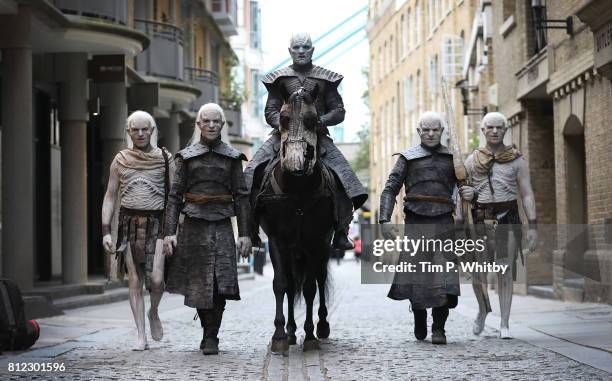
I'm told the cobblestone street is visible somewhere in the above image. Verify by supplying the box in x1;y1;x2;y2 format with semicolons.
1;259;610;380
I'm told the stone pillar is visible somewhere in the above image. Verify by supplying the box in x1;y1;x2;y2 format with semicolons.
0;6;34;290
157;111;180;153
98;82;127;281
56;53;89;284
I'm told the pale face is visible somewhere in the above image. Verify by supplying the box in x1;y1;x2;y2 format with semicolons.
127;118;153;150
288;37;314;66
417;123;443;148
197;109;224;141
481;122;507;145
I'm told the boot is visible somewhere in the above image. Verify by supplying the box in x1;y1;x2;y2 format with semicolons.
202;301;225;355
332;229;354;250
413;309;427;341
431;307;449;345
197;309;207;350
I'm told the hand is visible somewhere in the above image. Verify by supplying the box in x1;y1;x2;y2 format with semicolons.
459;186;476;202
526;229;537;252
102;234;114;254
237;236;252;259
381;222;399;240
164;235;177;257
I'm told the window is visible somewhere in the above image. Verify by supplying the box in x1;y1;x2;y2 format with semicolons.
404;75;414;113
383;41;387;75
416;69;423;115
428;0;433;34
249;1;261;49
415;1;421;44
390;36;395;67
502;0;515;20
401;15;407;56
441;34;464;79
378;47;383;80
428;55;439;108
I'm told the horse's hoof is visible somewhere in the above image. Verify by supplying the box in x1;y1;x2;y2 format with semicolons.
316;321;330;339
271;338;289;355
303;338;320;352
288;335;297;345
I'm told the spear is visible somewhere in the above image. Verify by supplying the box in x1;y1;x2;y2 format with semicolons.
440;76;475;231
441;76;492;314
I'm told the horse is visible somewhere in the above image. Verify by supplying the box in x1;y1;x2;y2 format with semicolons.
249;86;335;355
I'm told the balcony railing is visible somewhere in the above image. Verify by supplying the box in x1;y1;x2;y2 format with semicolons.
221;99;242;137
211;0;238;36
53;0;128;25
134;19;184;81
186;67;220;110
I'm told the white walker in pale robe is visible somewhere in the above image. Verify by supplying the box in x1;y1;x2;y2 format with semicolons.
459;112;538;339
101;111;174;350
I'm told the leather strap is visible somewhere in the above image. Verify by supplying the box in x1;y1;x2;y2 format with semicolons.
405;195;454;205
184;193;233;204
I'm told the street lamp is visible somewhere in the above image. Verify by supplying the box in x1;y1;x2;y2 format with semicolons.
455;79;487;116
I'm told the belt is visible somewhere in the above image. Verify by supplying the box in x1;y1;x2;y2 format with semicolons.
119;207;164;217
184;193;233;204
405;195;454;205
475;200;518;211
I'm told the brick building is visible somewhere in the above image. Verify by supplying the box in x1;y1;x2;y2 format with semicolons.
462;0;612;303
367;0;478;224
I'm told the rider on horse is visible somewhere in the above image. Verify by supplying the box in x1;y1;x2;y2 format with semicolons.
245;32;368;250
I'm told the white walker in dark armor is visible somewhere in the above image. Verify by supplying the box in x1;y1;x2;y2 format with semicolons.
459;112;537;339
379;112;469;345
163;103;252;355
102;111;173;351
244;32;368;250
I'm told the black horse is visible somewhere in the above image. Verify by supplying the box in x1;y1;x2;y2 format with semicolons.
249;87;335;354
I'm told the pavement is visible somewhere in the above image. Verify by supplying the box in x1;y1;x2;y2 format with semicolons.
1;254;611;380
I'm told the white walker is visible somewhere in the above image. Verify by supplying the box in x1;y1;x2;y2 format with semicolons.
460;112;538;339
101;111;174;350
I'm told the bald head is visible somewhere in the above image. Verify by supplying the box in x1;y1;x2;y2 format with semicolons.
481;112;508;146
417;111;444;148
288;32;314;67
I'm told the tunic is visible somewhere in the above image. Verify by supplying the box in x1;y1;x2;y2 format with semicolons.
379;144;460;309
164;140;250;309
114;148;171;290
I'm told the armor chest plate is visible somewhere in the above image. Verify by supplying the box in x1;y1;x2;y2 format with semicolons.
279;77;328;114
405;154;455;193
185;153;232;192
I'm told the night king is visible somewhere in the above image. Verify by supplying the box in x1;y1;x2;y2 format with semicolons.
460;261;508;275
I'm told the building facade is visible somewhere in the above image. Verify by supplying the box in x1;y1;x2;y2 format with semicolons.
367;0;478;224
0;0;240;292
229;0;265;159
462;0;612;303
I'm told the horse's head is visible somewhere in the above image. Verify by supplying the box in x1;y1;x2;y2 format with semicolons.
279;85;319;176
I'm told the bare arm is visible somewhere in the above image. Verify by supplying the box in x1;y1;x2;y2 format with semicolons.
101;159;120;236
516;157;536;222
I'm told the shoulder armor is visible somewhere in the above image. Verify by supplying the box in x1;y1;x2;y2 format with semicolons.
394;144;452;161
309;66;343;85
262;66;296;87
213;142;248;161
176;143;209;160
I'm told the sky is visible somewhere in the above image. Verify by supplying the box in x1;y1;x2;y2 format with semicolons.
259;0;370;142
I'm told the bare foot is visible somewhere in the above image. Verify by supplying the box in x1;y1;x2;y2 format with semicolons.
499;326;512;339
132;339;149;351
148;309;164;341
472;312;488;335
